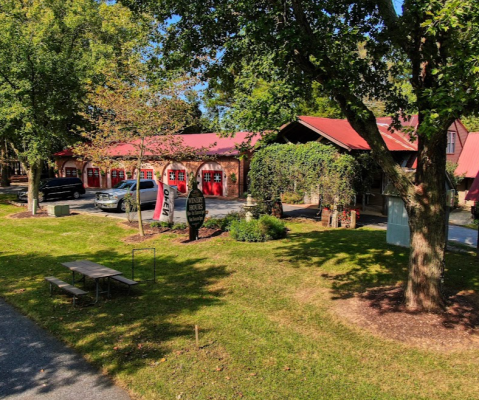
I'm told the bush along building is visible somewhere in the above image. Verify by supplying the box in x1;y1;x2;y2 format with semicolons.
54;132;259;198
277;115;473;210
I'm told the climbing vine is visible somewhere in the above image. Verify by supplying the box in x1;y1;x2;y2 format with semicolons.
248;143;357;208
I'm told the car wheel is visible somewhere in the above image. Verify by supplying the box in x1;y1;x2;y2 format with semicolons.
118;200;127;212
72;191;81;199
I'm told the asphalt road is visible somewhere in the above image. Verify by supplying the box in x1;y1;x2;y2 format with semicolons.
0;299;130;400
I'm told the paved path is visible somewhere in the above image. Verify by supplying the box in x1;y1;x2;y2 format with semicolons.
448;224;478;247
0;300;130;400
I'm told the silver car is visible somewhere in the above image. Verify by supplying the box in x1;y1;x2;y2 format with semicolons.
95;179;159;212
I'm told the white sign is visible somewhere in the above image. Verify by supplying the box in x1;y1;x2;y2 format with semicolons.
153;181;175;224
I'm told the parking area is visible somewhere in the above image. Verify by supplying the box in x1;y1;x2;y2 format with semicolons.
5;187;246;223
2;186;389;228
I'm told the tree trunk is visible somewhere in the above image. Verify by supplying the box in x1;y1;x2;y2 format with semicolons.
27;162;42;212
403;120;449;312
338;101;450;312
136;139;145;237
0;141;10;187
405;209;446;311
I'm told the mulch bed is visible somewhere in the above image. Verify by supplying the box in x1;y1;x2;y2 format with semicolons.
121;222;226;244
8;210;49;219
8;210;79;219
333;285;479;352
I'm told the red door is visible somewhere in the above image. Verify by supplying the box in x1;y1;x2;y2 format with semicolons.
65;167;77;177
111;169;124;186
168;169;187;193
202;171;213;195
87;168;100;187
212;171;223;196
140;169;154;180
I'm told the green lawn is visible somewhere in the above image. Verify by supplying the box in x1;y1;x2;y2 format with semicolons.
1;200;479;400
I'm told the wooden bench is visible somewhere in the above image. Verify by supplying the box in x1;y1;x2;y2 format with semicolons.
45;276;87;306
110;275;138;294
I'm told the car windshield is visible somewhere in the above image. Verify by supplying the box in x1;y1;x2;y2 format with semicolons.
113;181;135;190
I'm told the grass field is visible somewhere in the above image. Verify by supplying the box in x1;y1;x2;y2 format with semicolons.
1;199;479;400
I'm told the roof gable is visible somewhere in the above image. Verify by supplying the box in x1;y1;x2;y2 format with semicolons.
296;116;417;152
456;132;479;178
56;132;259;158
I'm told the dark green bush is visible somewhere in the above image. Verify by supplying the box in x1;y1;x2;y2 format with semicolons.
203;218;223;230
229;215;286;242
221;212;242;231
258;215;287;240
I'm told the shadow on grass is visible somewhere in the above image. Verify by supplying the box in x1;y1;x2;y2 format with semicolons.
276;226;479;330
0;249;229;397
276;228;409;299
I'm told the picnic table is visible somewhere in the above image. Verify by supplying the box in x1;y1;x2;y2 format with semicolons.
61;260;122;304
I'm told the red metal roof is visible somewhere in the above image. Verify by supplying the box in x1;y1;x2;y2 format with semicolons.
298;116;417;152
456;132;479;178
55;132;259;158
465;172;479;201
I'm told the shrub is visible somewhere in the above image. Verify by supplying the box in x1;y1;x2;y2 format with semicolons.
221;212;242;231
203;212;243;231
203;218;223;230
258;215;287;240
150;221;170;228
171;222;187;230
229;219;264;242
229;215;286;242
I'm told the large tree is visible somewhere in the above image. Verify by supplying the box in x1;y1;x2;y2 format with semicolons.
127;0;479;311
0;0;148;210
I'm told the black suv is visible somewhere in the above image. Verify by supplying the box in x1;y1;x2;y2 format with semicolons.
18;178;86;202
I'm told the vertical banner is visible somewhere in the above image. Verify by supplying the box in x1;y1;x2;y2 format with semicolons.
153;181;175;224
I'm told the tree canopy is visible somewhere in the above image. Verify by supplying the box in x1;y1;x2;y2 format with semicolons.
0;0;149;207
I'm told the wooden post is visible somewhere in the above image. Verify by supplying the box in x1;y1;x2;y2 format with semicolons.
321;209;330;227
195;325;199;348
189;226;197;241
350;210;357;229
32;199;37;216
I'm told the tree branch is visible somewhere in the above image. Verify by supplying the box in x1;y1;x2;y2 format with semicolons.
375;0;399;30
0;68;18;91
